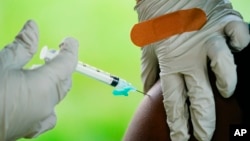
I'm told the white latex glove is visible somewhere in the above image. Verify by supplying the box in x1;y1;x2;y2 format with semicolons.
135;0;250;141
0;20;79;140
137;0;250;97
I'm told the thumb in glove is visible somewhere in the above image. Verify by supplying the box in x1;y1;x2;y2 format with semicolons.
224;21;250;51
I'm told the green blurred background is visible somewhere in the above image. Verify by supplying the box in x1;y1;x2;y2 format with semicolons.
0;0;249;141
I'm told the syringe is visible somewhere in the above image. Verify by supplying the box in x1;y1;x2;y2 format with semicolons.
40;46;145;96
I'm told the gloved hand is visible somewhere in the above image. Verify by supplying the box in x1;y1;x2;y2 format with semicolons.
133;1;250;141
136;1;250;97
0;20;79;140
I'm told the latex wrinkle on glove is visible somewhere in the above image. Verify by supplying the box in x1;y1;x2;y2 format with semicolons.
0;20;79;141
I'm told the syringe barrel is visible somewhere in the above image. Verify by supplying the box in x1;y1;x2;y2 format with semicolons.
76;62;120;87
76;64;133;89
40;46;122;87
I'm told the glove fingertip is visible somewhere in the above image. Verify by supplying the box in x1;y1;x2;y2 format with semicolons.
59;37;79;55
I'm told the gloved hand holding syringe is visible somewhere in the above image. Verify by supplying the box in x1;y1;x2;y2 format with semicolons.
40;46;145;96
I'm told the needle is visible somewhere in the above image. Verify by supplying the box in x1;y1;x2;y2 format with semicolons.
136;90;147;95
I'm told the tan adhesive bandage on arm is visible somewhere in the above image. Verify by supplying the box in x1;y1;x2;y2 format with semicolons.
131;8;207;47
